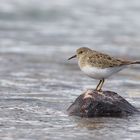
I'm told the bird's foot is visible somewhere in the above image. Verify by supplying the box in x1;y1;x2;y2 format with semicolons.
95;89;106;97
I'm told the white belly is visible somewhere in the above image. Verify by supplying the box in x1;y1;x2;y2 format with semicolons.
81;66;126;79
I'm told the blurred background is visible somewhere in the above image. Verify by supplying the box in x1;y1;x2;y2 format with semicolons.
0;0;140;140
1;0;140;56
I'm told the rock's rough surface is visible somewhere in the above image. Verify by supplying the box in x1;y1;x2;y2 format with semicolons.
67;89;139;117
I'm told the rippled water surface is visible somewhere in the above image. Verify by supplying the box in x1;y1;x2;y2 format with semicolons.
0;0;140;140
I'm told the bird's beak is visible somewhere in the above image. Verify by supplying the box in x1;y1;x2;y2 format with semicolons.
68;55;77;60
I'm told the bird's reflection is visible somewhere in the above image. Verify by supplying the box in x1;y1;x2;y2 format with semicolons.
74;117;105;130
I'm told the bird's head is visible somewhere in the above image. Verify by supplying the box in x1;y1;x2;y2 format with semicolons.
68;47;91;60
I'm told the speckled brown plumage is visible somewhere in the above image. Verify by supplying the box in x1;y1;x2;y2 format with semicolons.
76;47;136;68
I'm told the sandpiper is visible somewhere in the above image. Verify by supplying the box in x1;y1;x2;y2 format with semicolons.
68;47;140;91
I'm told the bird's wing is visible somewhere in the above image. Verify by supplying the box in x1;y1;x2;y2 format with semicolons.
87;52;131;68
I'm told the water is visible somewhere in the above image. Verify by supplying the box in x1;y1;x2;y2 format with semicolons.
0;0;140;139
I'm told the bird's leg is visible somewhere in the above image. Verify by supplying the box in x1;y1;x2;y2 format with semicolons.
95;80;102;91
97;79;105;91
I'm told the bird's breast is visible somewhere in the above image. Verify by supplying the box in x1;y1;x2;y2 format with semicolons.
81;65;125;79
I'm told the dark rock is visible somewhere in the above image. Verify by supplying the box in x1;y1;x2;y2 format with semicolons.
67;89;139;117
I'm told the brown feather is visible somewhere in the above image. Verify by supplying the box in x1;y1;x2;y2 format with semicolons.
76;47;140;68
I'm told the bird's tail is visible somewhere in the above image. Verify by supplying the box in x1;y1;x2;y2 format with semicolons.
130;61;140;64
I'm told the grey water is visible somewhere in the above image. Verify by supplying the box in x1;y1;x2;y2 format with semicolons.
0;0;140;140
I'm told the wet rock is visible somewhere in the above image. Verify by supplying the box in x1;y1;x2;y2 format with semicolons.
67;89;139;117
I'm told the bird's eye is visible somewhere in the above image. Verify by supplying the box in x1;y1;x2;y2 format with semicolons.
79;51;83;54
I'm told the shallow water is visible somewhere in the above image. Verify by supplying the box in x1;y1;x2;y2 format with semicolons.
0;0;140;140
